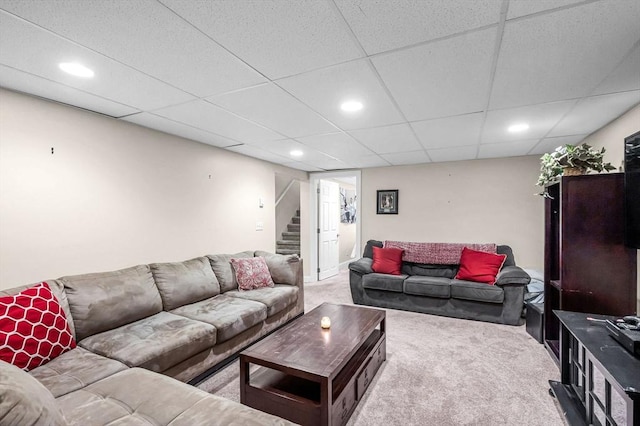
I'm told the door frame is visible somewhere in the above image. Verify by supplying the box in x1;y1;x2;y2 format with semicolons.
308;170;362;282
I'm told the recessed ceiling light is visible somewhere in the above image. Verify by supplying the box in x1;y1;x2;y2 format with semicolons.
290;150;303;157
59;62;94;78
508;123;529;133
340;100;363;112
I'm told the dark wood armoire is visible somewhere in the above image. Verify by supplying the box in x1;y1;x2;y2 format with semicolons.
543;173;637;362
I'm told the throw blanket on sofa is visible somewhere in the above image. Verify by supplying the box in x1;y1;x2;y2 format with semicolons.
383;241;497;265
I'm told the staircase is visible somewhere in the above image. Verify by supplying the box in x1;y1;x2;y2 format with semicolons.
276;210;300;255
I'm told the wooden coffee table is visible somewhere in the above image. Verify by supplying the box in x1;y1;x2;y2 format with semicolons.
240;302;386;426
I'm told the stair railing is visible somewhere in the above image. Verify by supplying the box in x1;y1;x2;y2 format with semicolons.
275;179;296;207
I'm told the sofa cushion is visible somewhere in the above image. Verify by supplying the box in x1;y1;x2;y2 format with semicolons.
150;257;220;310
29;347;128;398
362;273;407;292
363;240;384;259
78;311;216;373
225;285;298;317
61;265;162;340
450;279;505;304
0;360;66;426
403;276;451;298
56;367;294;426
0;282;76;371
402;263;457;278
207;251;254;293
372;246;403;275
255;251;301;285
171;294;267;343
455;247;506;285
230;257;275;291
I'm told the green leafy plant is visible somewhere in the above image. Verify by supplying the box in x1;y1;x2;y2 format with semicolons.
536;144;615;197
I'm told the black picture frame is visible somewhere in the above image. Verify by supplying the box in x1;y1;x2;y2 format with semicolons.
377;190;398;214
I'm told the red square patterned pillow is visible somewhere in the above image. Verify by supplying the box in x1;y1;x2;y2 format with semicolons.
0;282;76;371
455;247;507;285
372;246;404;275
230;257;275;291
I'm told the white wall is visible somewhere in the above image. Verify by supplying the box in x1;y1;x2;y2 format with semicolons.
582;103;640;312
361;156;544;269
0;89;308;288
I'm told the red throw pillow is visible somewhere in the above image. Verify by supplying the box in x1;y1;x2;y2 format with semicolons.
372;246;404;275
455;247;507;285
230;257;275;291
0;282;76;371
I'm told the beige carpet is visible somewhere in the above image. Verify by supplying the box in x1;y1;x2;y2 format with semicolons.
197;270;564;425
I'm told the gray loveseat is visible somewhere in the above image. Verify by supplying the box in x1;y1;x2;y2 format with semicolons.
349;240;530;326
0;250;302;425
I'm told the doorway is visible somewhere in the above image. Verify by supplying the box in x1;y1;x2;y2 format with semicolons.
309;171;361;282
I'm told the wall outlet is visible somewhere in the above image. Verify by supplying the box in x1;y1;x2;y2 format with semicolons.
255;221;264;231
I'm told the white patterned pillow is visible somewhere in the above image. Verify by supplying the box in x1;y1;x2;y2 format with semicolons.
230;257;275;291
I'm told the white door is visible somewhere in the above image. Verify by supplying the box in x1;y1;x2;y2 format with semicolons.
318;180;339;280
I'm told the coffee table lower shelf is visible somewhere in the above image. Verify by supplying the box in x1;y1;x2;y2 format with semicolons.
242;329;386;426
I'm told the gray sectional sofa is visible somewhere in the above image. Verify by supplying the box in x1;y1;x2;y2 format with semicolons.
349;240;530;325
0;250;302;426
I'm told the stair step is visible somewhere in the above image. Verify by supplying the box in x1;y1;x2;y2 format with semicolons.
291;216;300;224
277;240;300;246
276;248;300;255
287;223;300;232
296;209;300;216
282;232;300;240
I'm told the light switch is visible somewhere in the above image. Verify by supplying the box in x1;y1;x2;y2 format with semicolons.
255;221;264;231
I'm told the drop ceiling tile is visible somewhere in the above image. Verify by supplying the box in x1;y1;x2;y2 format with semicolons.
258;139;346;169
549;91;640;137
427;146;478;163
152;100;283;144
411;113;484;149
348;155;391;168
335;0;501;55
225;144;291;165
348;123;422;154
0;65;138;117
296;132;373;160
208;83;337;138
593;44;640;96
0;0;266;97
277;59;404;130
506;0;586;20
491;1;640;109
122;112;238;148
482;100;576;144
0;12;194;110
529;134;588;155
478;139;540;159
282;162;324;172
380;150;430;166
372;28;496;121
160;0;363;79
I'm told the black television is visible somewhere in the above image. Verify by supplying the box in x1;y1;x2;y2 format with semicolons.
624;130;640;249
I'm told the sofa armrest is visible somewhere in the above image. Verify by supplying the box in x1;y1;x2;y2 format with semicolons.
349;258;374;275
495;265;530;286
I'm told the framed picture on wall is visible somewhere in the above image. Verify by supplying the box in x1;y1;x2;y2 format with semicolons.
377;189;398;214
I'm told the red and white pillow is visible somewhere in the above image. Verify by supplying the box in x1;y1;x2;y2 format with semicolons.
0;282;76;371
455;247;507;285
230;257;275;291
